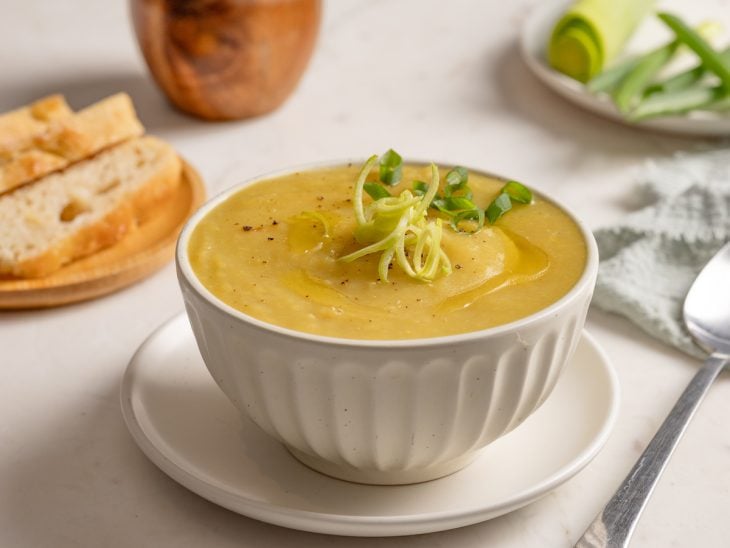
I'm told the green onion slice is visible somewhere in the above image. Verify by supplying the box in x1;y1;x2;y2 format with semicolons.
412;180;429;196
379;149;403;186
444;196;478;211
450;209;485;233
363;182;391;200
486;193;513;224
502;181;533;204
445;166;468;190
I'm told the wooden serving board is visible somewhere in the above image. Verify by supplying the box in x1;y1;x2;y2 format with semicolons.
0;159;205;309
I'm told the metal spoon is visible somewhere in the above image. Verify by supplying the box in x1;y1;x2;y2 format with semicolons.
575;242;730;548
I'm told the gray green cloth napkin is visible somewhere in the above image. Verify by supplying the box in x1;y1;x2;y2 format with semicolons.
592;148;730;358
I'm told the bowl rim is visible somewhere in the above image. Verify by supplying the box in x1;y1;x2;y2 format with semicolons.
176;158;599;349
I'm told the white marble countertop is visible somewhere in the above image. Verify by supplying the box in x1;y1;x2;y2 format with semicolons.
2;1;729;546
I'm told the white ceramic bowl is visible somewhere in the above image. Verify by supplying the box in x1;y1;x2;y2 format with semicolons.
176;162;599;485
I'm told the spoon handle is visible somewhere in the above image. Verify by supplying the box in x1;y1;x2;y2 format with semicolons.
575;353;728;548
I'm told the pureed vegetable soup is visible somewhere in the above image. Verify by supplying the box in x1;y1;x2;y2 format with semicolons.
188;159;587;339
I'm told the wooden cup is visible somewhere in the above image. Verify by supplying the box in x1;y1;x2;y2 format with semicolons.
131;0;322;120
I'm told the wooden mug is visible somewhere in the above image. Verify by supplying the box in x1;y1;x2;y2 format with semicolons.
131;0;321;120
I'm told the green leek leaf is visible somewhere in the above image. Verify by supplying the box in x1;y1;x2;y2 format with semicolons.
658;12;730;91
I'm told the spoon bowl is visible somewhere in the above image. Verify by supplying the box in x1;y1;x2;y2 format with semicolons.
684;243;730;356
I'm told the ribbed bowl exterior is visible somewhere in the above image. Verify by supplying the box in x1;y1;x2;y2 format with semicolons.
179;270;593;485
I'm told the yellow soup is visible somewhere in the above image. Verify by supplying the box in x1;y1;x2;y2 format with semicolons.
189;165;587;339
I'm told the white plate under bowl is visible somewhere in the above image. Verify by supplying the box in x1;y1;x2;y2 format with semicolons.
521;0;730;137
120;313;620;537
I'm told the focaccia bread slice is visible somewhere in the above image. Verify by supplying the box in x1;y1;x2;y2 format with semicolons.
0;93;145;195
0;136;181;278
0;94;73;150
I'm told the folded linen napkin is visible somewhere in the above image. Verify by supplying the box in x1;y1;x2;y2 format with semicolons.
592;148;730;358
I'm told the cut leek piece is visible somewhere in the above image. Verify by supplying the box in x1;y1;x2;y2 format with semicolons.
586;56;640;94
630;85;727;120
612;41;678;112
589;22;721;96
644;47;730;96
548;0;654;83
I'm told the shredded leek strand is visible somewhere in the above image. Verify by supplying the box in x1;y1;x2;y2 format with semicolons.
353;155;378;226
340;159;451;282
413;164;440;217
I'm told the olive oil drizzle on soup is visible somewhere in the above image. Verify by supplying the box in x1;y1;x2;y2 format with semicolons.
188;165;587;339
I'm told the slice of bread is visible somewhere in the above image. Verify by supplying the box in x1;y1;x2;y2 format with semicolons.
0;136;181;278
0;93;144;195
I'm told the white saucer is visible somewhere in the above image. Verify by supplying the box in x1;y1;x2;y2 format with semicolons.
121;313;620;537
520;0;730;137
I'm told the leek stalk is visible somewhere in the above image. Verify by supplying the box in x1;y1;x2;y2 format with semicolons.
548;0;654;82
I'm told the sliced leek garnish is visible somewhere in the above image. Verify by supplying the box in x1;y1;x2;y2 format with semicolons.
340;160;451;282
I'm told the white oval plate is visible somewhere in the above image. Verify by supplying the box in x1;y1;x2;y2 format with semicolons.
521;0;730;136
120;313;620;537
